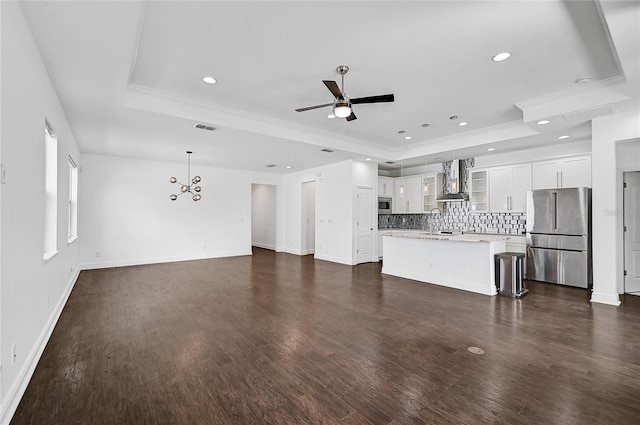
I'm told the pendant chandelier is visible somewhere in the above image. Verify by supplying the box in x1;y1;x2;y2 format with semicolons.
169;151;202;201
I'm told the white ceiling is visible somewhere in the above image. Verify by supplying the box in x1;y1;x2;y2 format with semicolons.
19;0;640;173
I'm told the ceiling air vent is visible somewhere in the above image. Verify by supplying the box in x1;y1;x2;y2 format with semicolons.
320;148;334;153
194;123;217;131
265;164;277;168
385;161;396;164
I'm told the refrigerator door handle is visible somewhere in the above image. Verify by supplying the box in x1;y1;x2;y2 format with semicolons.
552;191;558;231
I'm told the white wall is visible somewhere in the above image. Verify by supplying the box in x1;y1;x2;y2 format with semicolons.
79;154;285;268
283;167;318;256
1;3;81;422
283;160;356;264
591;110;640;306
315;161;355;265
251;184;277;250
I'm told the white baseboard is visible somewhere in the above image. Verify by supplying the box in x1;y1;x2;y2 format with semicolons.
0;267;80;425
313;253;355;266
80;250;252;270
590;291;621;306
251;242;276;251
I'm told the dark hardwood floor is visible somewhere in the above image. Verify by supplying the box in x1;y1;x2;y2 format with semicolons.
11;248;640;425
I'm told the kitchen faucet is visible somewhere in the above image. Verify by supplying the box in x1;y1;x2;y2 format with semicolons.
428;207;442;234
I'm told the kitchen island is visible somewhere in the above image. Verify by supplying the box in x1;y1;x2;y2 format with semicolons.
381;231;509;296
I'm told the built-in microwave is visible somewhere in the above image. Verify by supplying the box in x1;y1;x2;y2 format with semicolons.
378;197;392;214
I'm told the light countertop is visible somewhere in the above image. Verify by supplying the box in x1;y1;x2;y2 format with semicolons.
380;231;510;243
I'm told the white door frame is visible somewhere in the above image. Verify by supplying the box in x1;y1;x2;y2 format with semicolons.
623;171;640;294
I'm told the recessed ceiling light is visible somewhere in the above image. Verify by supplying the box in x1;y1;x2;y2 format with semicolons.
285;165;292;169
202;76;217;84
404;136;412;140
327;114;336;119
558;135;570;139
492;52;511;62
458;121;469;127
365;158;372;161
487;148;496;152
575;77;591;84
537;120;551;125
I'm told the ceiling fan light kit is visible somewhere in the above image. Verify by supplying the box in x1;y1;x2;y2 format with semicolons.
295;65;394;121
334;99;352;118
169;151;202;202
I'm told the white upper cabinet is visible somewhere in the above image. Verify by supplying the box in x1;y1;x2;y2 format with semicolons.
378;177;394;197
532;155;591;189
394;175;423;213
489;163;532;213
422;172;444;213
469;168;489;212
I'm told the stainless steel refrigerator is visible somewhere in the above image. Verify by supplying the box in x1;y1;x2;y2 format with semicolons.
525;187;592;288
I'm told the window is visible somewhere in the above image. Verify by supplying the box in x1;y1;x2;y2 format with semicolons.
44;124;58;259
67;155;78;242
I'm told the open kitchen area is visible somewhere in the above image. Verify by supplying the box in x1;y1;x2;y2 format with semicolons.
377;153;594;296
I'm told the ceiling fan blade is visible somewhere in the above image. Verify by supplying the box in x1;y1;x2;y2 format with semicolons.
346;112;357;121
323;80;343;99
350;94;395;104
295;102;334;112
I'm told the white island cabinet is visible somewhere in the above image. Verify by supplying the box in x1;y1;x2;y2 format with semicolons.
382;232;508;296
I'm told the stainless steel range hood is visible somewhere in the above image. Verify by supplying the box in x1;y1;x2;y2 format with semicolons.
437;192;468;202
437;159;468;202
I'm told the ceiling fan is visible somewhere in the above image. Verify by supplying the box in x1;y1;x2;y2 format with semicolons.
295;65;395;121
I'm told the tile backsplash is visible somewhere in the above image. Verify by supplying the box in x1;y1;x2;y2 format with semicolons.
379;201;526;235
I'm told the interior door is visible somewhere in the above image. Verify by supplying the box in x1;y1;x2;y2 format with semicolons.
624;172;640;294
356;187;374;264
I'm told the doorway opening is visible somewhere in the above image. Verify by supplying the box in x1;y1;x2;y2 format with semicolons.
251;184;277;251
301;181;316;255
623;171;640;295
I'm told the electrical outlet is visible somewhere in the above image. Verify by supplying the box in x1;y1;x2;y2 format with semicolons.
203;245;207;250
11;344;16;365
1;163;6;184
95;251;101;257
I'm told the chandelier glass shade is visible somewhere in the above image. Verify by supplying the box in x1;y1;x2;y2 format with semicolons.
170;151;202;201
